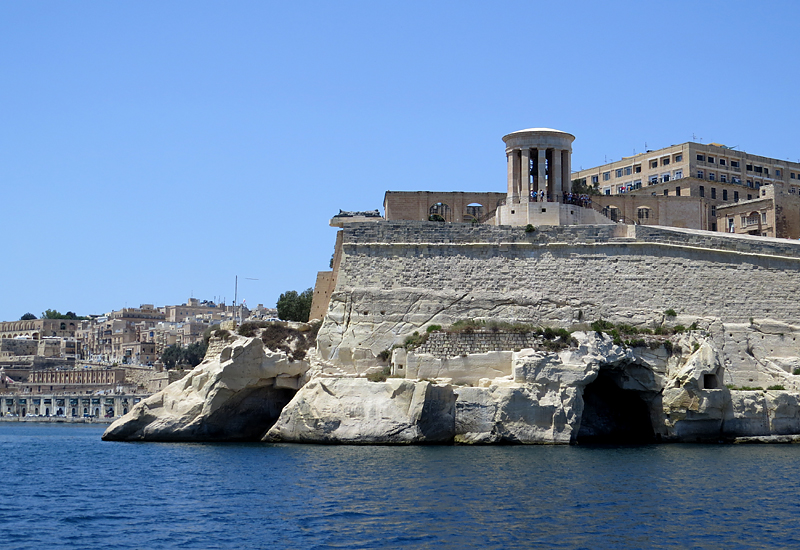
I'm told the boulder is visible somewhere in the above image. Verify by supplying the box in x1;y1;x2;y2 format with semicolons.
102;335;308;441
264;378;455;444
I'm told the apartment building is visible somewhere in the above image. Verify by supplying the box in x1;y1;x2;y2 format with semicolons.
573;142;800;231
716;181;800;238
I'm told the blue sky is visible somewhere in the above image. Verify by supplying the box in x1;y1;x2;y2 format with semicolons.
1;1;798;320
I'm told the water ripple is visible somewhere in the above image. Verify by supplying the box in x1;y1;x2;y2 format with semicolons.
3;425;800;548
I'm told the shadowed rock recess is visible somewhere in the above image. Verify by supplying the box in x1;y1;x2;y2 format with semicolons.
105;223;800;444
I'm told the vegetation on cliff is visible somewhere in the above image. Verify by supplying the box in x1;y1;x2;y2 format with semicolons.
236;320;321;362
161;341;208;369
276;289;313;322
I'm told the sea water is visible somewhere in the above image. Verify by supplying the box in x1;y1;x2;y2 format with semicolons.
1;423;799;549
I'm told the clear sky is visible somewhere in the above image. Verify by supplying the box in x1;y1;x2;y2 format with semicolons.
1;1;798;321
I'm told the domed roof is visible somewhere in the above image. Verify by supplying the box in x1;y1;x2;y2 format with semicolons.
502;128;575;144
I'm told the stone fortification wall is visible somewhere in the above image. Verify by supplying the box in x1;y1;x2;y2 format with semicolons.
317;221;800;370
415;332;541;358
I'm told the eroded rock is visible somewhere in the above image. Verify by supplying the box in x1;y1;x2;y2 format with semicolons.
264;378;455;444
102;335;308;441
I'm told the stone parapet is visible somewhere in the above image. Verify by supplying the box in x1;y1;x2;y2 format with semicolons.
414;332;541;358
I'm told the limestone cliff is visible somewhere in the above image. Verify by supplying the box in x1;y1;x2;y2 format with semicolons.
102;222;800;444
102;332;309;441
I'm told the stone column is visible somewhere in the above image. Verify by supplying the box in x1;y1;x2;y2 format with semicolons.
507;152;515;198
562;149;571;199
552;149;562;201
520;148;530;200
537;149;547;198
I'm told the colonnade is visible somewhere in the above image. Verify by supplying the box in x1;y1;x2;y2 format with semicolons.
503;128;575;203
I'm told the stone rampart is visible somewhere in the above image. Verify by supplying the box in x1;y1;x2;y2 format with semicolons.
415;332;542;358
317;221;800;369
336;222;800;324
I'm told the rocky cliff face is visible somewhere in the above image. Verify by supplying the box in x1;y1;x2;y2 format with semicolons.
102;332;309;441
103;319;800;444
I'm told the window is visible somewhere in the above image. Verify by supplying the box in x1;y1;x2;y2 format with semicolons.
675;186;681;196
625;167;632;176
711;222;717;231
604;188;610;195
719;159;726;166
650;160;658;169
697;170;704;179
697;154;705;161
734;191;739;202
662;173;670;182
764;168;769;176
747;179;753;188
649;175;658;184
723;189;728;200
746;164;753;171
708;156;715;163
776;169;782;177
635;165;642;173
633;179;642;189
603;172;610;181
747;194;752;200
674;170;683;179
720;174;727;183
709;172;716;181
699;186;705;197
731;160;740;168
662;157;670;166
792;173;796;179
664;190;669;196
637;208;650;220
741;215;748;226
710;205;716;216
616;169;623;178
762;212;767;224
591;175;599;184
711;187;716;199
675;154;683;162
755;166;763;173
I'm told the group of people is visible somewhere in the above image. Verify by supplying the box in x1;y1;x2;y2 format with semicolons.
563;192;592;208
528;190;592;208
529;190;550;202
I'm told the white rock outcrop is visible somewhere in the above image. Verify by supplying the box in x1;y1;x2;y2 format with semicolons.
102;334;309;441
264;378;455;444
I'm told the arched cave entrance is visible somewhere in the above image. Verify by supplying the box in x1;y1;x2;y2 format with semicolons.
577;369;656;444
200;386;298;441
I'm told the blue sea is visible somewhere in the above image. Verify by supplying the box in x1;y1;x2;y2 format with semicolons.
1;423;799;549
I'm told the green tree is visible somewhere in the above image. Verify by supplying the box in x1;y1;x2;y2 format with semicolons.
20;313;37;320
161;345;182;369
276;288;313;322
41;309;87;320
183;341;208;367
160;342;208;369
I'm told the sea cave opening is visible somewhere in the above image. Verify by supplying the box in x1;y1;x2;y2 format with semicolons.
204;385;298;441
576;369;656;444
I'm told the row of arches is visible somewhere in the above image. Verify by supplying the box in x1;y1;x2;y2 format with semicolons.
428;201;504;222
601;205;654;223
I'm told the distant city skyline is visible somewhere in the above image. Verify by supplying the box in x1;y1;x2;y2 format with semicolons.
2;1;798;321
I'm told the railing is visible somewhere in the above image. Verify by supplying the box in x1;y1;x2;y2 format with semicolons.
590;203;638;225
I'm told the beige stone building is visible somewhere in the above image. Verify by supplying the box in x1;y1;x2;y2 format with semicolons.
573;141;800;231
716;181;800;238
164;298;234;323
0;319;78;340
384;192;505;223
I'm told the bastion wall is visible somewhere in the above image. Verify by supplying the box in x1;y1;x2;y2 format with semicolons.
317;221;800;369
